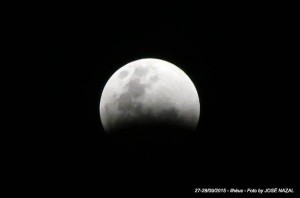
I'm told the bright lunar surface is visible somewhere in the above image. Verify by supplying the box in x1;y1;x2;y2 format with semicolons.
100;58;200;133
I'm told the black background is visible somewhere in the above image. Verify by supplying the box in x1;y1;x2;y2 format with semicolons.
24;2;297;197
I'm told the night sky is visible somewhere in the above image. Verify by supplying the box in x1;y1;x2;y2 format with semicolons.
28;2;296;197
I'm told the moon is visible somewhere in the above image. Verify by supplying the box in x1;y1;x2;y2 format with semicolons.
100;58;200;133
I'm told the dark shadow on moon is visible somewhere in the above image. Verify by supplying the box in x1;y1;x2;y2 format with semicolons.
107;105;195;150
114;101;184;128
109;123;195;151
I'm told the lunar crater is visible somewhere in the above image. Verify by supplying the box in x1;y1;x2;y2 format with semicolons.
150;75;159;83
118;70;129;79
133;66;149;77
